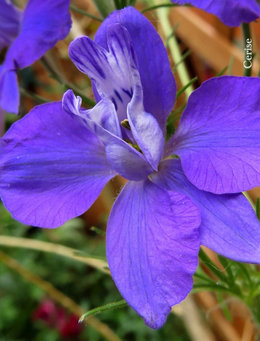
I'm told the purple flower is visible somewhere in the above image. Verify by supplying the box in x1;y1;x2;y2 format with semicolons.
1;7;260;328
172;0;260;26
0;0;71;114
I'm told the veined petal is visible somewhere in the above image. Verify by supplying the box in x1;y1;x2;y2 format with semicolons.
167;76;260;194
127;78;164;170
95;6;176;130
0;0;21;51
0;102;115;228
69;24;137;123
62;90;153;181
172;0;260;26
151;159;260;263
69;22;164;171
107;180;200;328
3;0;71;71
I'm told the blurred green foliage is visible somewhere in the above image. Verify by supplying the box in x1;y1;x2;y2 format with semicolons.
0;203;191;341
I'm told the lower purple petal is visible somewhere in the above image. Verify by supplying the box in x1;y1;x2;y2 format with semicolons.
107;180;200;328
151;159;260;263
0;102;115;227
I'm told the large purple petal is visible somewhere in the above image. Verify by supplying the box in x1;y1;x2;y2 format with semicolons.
62;90;153;180
107;180;200;328
151;159;260;263
95;6;176;131
172;0;260;26
3;0;71;70
0;102;115;228
167;76;260;194
0;0;21;51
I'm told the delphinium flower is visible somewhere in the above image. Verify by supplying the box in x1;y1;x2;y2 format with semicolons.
171;0;260;26
0;0;71;114
1;6;260;328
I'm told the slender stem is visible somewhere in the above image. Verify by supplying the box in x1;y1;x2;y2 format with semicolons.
0;235;109;274
79;300;127;322
20;87;50;104
70;4;103;22
92;0;115;18
0;250;121;341
154;0;194;98
113;0;121;9
242;23;252;77
0;109;5;137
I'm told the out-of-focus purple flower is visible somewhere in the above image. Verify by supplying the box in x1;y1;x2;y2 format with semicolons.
171;0;260;26
1;7;260;328
33;299;83;338
0;0;71;114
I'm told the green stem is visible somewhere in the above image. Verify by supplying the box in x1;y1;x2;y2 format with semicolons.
154;0;194;99
0;109;5;136
20;87;50;104
70;4;102;22
92;0;115;18
79;300;127;322
242;23;252;77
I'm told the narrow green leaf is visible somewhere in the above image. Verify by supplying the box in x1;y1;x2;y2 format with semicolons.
165;24;179;47
172;50;191;73
141;3;191;13
199;248;228;283
216;65;228;77
20;88;50;104
70;4;103;22
192;283;233;294
176;77;197;98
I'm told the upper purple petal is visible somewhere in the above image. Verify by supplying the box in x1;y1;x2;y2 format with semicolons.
0;0;22;51
167;76;260;194
107;180;200;328
69;24;138;124
69;24;164;171
151;159;260;263
94;6;176;131
3;0;71;70
172;0;260;26
0;102;115;227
